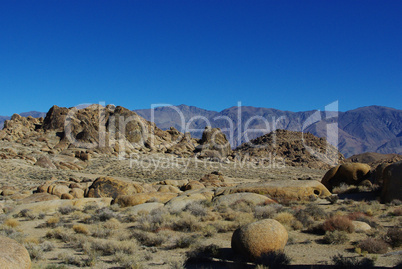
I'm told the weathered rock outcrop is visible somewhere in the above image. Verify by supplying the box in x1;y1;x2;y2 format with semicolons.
216;180;331;201
321;163;371;191
196;127;231;159
234;129;344;169
86;177;143;199
0;236;31;269
231;219;288;260
381;161;402;203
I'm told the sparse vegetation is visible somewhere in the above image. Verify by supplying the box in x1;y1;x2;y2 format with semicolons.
323;215;355;233
358;238;389;254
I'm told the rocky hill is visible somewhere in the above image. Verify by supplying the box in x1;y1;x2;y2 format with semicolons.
234;129;344;169
0;105;344;170
135;105;402;157
0;111;45;129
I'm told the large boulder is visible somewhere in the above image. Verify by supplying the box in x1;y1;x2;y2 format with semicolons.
213;193;275;206
0;235;31;269
35;155;57;169
216;180;331;201
231;219;288;260
381;161;402;203
86;177;143;199
112;193;178;207
196;126;231;159
321;163;371;191
11;198;112;215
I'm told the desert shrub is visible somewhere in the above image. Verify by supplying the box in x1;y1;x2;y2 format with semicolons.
91;224;112;238
24;242;43;260
113;251;143;269
274;212;295;227
358;238;389;254
46;216;60;228
136;207;172;232
332;254;374;268
323;215;354;233
16;209;36;220
229;199;254;213
103;217;121;230
201;224;218;237
40;241;55;252
172;234;199;249
211;220;238;233
131;231;166;247
45;227;68;240
58;252;82;266
58;205;76;215
304;204;327;220
185;244;221;264
4;218;20;228
323;231;349;244
92;239;137;255
254;205;277;219
72;224;89;235
94;207;120;222
171;212;202;232
184;201;209;217
255;251;291;268
333;183;354;194
385;228;402;248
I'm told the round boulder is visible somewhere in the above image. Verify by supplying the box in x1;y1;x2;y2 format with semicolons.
231;219;288;260
0;235;31;269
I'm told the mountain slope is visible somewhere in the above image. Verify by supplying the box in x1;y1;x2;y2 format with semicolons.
134;105;402;157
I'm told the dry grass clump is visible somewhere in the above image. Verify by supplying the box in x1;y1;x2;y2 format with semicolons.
103;217;121;230
91;224;112;238
358;237;389;254
332;183;355;194
211;220;238;233
45;227;69;240
92;239;137;255
4;218;20;228
323;215;354;233
46;216;60;228
323;231;349;244
72;224;89;235
171;212;202;232
274;212;295;226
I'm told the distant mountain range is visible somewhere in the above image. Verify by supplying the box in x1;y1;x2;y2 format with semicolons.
135;105;402;157
1;105;401;157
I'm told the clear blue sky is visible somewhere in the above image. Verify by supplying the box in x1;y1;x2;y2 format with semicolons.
1;0;401;115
